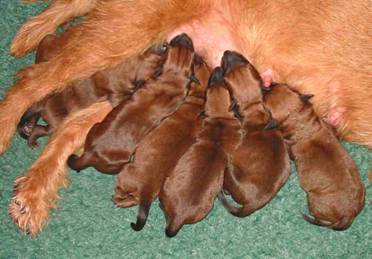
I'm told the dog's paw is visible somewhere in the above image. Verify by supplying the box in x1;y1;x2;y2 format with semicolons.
9;176;49;235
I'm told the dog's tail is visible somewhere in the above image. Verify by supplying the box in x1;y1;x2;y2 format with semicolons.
131;201;151;231
11;0;98;57
302;214;353;231
17;104;42;140
217;192;256;218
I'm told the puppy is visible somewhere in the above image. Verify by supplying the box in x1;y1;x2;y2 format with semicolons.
18;34;166;147
263;84;365;230
159;67;241;237
217;51;290;217
7;0;372;234
112;56;210;231
67;34;196;174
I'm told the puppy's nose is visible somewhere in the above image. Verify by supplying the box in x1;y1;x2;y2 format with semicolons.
221;50;249;75
169;33;194;51
208;67;225;87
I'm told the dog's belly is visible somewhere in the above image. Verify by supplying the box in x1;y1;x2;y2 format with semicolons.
168;0;372;144
168;2;240;68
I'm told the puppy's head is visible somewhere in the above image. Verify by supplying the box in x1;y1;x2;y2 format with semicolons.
204;67;233;118
263;84;314;123
187;54;210;97
131;42;168;86
162;33;195;77
222;50;263;108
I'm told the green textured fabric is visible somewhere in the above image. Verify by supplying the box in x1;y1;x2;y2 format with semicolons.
0;1;371;258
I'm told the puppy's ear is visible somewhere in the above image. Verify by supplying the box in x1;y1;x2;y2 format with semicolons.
132;79;145;91
264;119;279;130
152;67;163;78
198;110;207;118
228;99;238;112
189;74;201;85
299;94;314;103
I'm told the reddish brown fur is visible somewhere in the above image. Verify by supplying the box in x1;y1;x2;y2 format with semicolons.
67;35;195;174
112;58;210;231
218;51;290;217
5;0;372;234
11;0;98;57
263;85;365;230
159;68;241;237
19;34;166;147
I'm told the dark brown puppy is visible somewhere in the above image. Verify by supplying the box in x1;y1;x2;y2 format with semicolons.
112;56;210;231
159;67;241;237
67;34;196;174
263;84;365;230
217;51;291;217
18;34;166;147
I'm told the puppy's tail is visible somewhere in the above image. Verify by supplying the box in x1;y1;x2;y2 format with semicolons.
165;219;183;238
302;214;353;231
67;153;93;173
11;0;97;57
217;192;256;218
17;104;42;140
131;202;151;232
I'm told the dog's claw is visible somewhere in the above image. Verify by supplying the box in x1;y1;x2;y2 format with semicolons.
9;177;50;235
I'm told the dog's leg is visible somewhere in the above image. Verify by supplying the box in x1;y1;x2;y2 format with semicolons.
11;0;98;57
9;102;111;235
1;0;207;154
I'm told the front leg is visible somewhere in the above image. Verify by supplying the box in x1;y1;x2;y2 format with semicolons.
9;102;111;235
0;0;205;154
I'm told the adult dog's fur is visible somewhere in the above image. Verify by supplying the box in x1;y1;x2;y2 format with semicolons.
263;85;365;230
9;101;111;235
159;67;241;237
112;56;210;231
67;34;195;174
18;33;166;147
4;0;372;234
218;51;290;217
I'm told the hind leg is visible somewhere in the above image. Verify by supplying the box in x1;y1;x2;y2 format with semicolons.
9;102;111;235
27;125;51;147
11;0;98;57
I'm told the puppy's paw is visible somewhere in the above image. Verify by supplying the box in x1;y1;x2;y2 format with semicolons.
111;194;138;208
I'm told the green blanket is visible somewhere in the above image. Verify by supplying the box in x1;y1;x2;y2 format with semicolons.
0;1;371;258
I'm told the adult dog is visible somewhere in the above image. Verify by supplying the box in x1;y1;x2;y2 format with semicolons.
3;0;372;234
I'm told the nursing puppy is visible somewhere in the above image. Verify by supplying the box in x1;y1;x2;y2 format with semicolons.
18;34;166;147
112;56;210;231
263;85;365;230
159;67;241;237
7;0;372;235
218;51;290;217
67;34;196;174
